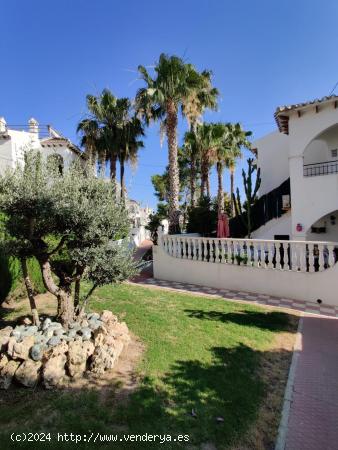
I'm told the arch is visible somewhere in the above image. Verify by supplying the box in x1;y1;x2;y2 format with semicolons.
303;123;338;161
296;113;338;157
305;209;338;243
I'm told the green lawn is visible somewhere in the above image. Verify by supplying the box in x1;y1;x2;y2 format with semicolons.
0;284;297;449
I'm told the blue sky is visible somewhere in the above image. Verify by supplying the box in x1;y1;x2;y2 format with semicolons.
1;0;338;208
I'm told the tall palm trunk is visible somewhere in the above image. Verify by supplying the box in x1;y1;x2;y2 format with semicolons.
97;150;106;177
206;171;211;198
110;153;117;183
217;161;224;215
190;156;196;207
20;257;40;326
120;155;126;201
166;101;180;234
200;153;209;198
230;167;235;216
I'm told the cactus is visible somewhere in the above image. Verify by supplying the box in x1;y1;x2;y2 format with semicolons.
232;158;261;237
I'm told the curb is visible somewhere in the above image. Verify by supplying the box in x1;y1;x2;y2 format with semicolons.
275;316;304;450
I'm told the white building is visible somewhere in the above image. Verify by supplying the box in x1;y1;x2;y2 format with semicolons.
128;199;153;246
0;117;83;174
251;95;338;242
0;116;152;247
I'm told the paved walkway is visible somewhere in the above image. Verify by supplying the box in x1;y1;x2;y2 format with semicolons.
131;275;338;318
131;246;338;449
284;315;338;450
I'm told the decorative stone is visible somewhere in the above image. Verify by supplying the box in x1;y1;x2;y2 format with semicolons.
45;341;68;358
48;322;63;330
93;325;108;347
100;310;118;323
30;344;45;361
87;313;100;321
21;326;38;337
0;353;9;370
69;322;81;331
47;336;61;347
80;319;89;328
53;328;65;337
42;318;52;331
10;335;35;360
0;360;20;389
10;329;21;340
88;319;103;331
80;327;92;341
20;317;33;326
90;345;117;374
43;329;54;339
67;341;94;378
0;326;13;351
67;329;77;339
43;354;67;389
15;359;41;387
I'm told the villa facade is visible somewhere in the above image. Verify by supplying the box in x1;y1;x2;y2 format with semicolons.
0;117;83;174
252;95;338;242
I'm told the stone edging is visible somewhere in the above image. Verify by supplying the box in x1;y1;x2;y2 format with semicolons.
275;316;304;450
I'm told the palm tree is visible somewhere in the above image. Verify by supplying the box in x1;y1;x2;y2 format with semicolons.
118;114;144;201
85;89;121;181
183;71;218;207
214;123;252;215
77;118;101;171
183;130;200;207
135;54;213;233
188;123;224;198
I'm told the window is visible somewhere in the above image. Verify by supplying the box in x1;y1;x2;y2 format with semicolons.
331;149;337;159
47;154;64;175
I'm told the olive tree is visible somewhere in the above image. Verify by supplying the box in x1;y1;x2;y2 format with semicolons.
0;152;137;326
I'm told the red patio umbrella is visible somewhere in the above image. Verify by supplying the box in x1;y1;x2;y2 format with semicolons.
217;213;230;238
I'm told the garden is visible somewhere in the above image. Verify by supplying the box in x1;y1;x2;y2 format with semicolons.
0;53;298;449
0;283;297;449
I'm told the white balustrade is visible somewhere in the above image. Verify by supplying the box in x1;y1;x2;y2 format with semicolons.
157;228;338;274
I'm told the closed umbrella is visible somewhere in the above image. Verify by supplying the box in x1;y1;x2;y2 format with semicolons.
217;213;230;238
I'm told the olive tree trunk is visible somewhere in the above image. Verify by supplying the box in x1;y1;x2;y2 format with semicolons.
166;101;180;234
39;257;74;326
20;257;40;326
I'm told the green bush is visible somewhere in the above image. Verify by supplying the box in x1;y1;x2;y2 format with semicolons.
0;253;45;303
186;196;218;236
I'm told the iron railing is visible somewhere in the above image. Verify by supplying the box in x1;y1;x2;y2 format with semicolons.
303;160;338;177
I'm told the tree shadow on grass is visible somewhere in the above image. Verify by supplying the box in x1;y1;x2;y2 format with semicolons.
0;343;292;450
115;344;292;449
184;309;293;332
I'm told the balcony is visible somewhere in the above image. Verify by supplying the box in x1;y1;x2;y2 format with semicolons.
303;160;338;177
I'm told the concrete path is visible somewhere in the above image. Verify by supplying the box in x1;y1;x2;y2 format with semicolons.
284;315;338;450
130;265;338;449
131;240;153;282
131;276;338;318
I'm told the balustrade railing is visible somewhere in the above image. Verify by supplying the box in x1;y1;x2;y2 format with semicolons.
158;230;338;273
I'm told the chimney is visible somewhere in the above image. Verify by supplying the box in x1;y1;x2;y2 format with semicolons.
0;117;7;133
28;117;39;136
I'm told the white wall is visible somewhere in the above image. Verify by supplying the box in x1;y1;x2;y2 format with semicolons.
0;138;14;174
153;244;338;307
251;211;291;239
254;131;290;196
42;146;78;170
